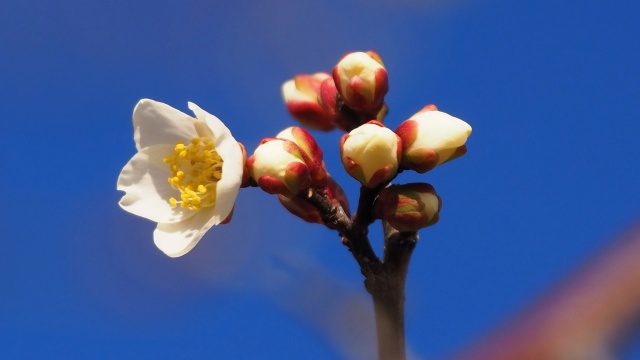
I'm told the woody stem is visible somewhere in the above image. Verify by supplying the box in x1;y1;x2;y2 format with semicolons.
302;188;416;360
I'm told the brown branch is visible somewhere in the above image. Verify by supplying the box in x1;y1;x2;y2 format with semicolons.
301;186;417;360
300;189;381;274
352;183;388;233
302;188;352;235
383;221;418;270
367;222;418;360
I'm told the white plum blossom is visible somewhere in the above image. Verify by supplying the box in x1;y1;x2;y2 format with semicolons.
117;99;244;257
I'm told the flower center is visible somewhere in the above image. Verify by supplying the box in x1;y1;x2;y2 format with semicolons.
163;137;223;211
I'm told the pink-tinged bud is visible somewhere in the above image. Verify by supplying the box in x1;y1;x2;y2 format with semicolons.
247;138;311;197
333;51;389;115
340;121;402;188
396;107;472;174
278;177;349;227
277;194;323;224
276;176;349;225
373;183;441;232
282;73;336;131
276;126;327;187
318;77;361;132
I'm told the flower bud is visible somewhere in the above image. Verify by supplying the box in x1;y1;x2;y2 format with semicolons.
373;183;441;232
277;175;349;225
396;106;472;173
333;51;389;115
247;138;311;197
282;73;336;131
276;126;327;187
317;77;361;132
277;194;323;224
340;121;402;188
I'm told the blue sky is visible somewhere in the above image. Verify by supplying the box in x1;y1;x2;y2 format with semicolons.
2;0;640;358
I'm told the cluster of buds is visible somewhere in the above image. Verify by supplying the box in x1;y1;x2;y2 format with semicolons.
251;51;472;232
118;51;472;260
338;104;470;230
282;51;389;132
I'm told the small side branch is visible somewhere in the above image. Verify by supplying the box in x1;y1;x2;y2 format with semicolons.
352;183;389;233
303;188;352;235
301;189;381;274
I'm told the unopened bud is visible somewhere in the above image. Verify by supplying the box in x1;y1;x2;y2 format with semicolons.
396;106;472;173
282;73;336;131
277;194;323;224
340;121;401;188
277;176;349;225
276;126;327;187
247;138;311;197
333;51;389;116
318;77;361;132
373;183;441;232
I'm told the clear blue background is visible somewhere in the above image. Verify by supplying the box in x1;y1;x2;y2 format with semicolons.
2;0;639;358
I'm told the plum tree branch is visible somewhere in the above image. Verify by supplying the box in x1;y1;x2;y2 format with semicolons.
301;187;416;360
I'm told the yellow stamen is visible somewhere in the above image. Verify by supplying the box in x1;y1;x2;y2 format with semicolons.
163;137;223;211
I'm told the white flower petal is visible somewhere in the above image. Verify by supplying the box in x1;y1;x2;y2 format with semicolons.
188;102;244;224
153;206;218;257
133;99;198;151
117;144;197;224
